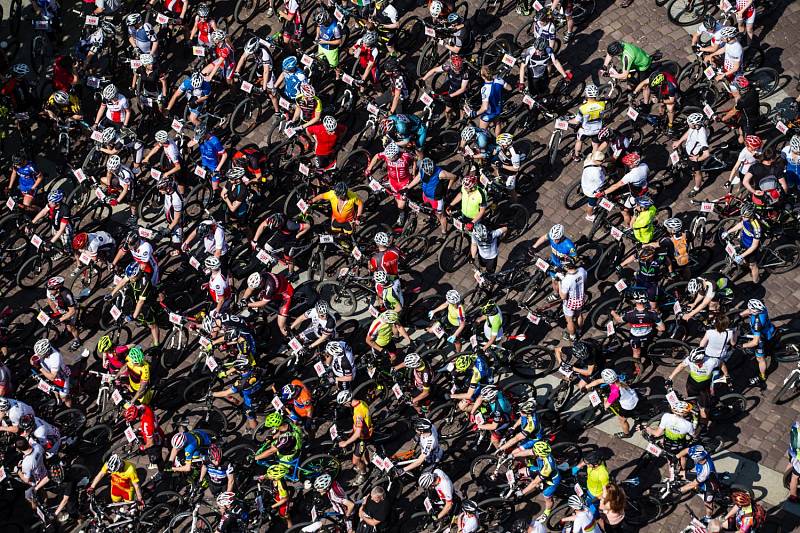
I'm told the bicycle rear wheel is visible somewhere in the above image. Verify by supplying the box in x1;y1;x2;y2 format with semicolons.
647;338;691;367
316;280;358;316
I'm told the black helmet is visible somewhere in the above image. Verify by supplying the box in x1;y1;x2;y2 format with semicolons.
703;15;717;29
19;414;34;431
333;181;348;198
383;57;400;74
572;341;589;361
607;41;623;56
533;37;548;53
414;417;433;432
125;230;140;247
12;152;26;166
196;222;212;238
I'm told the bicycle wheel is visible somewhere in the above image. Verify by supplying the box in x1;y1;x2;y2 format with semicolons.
352;379;389;405
647;338;691;367
775;332;800;363
31;35;50;75
230;97;261;136
428;403;469;440
546;504;572;530
53;408;87;437
588;296;622;331
183;376;213;404
396;234;429;267
594;241;624;280
75;424;113;455
666;0;708;26
167;511;213;533
763;243;800;274
549;380;573;411
469;453;512;488
773;372;800;404
138;186;162;224
300;453;340;481
625;494;662;526
17;254;52;289
416;41;440;78
316;280;358;317
476;497;514;529
513;19;538;50
137;504;174;532
400;512;442;533
563;180;586;210
710;393;746;421
224;442;256;465
234;0;259;23
179;405;232;435
395;16;425;55
494;201;529;241
577;242;604;276
69;264;103;301
510;346;556;379
613;356;646;384
437;231;469;273
749;67;779;99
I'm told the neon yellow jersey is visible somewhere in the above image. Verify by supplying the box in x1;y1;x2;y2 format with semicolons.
632;205;657;244
586;464;609;498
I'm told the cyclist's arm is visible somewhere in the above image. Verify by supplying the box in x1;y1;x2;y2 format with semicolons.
50;219;69;244
166;87;183;111
93;103;106;127
142;144;162;165
741;238;759;258
395;323;411;343
421;65;444;82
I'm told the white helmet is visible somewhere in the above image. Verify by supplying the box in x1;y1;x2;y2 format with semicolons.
106;155;121;171
747;299;765;312
461;126;476;142
125;13;141;26
316;301;328;317
204;256;221;271
584;84;599;98
480;385;498;401
34;338;51;355
790;135;800;153
202;315;215;333
362;31;377;46
429;0;443;17
374;270;388;284
374;232;390;247
323;115;337;133
336;389;353;404
568;495;585;509
326;341;343;356
601;368;618;384
720;26;737;38
404;352;422;369
418;471;436;489
155;130;169;143
689;347;705;363
216;491;236;506
244;37;260;55
102;84;117;100
101;127;117;144
446;289;461;304
421;158;435;175
663;217;682;233
52;91;70;105
687;113;704;126
247;272;262;289
548;224;564;241
140;53;154;66
384;142;400;160
106;454;122;472
190;72;204;89
211;29;226;43
314;474;333;491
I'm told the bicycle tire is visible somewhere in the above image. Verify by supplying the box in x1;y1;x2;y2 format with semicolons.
749;67;779;98
300;453;340;481
437;231;469;273
183;376;214;404
396;234;429;267
625;494;663;526
482;33;514;69
416;41;439;78
395;16;425;56
588;296;622;331
764;243;800;274
710;392;747;421
648;338;692;367
428;403;469;440
8;0;21;35
775;332;800;363
234;0;259;23
469;453;512;488
513;19;538;50
563;180;586;210
400;512;444;533
316;280;358;317
138;504;174;532
224;442;256;464
476;496;513;529
69;264;103;301
53;408;87;437
510;346;556;379
179;405;231;435
773;372;800;404
167;511;213;532
230;96;261;136
17;254;52;289
76;424;113;455
594;241;624;280
550;380;573;411
666;0;709;27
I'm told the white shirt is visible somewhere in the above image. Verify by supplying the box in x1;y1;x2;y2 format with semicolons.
209;272;229;301
432;468;453;503
581;162;605;197
696;22;723;47
737;147;757;175
42;349;67;380
659;412;696;436
573;509;602;533
87;231;114;256
723;41;743;73
418;426;442;460
621;163;649;188
21;443;47;484
203;225;228;256
4;400;35;426
703;328;734;360
104;94;130;123
618;385;639;410
163;190;183;220
458;513;479;533
560;267;587;300
685;127;709;156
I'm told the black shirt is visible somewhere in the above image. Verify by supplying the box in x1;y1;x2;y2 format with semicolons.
735;90;760;124
363;497;390;525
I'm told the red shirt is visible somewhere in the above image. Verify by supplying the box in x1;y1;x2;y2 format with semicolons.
139;405;165;445
307;123;345;156
378;152;414;191
369;247;400;276
53;57;75;92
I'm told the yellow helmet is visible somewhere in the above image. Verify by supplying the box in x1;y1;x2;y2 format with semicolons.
532;441;552;457
266;464;290;480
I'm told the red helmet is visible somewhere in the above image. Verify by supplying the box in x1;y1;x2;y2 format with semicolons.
621;152;641;168
208;443;222;463
450;55;463;71
381;118;395;135
745;135;763;151
731;490;751;507
732;75;749;90
72;232;89;250
462;174;478;189
123;405;139;423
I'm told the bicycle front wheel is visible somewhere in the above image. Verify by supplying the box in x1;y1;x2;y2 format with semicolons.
647;338;692;367
167;511;213;533
316;280;358;317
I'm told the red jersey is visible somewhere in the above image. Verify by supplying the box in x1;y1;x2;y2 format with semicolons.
165;0;184;13
53;57;75;92
369;247;400;276
196;19;212;44
307;123;345;156
139;405;165;445
378;151;414;192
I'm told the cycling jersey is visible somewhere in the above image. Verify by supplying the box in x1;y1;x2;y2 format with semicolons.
318;21;342;50
14;163;40;194
416;426;442;462
307;122;343;157
723;41;743;74
208;271;231;303
128;23;157;54
523;47;555;79
483;308;504;341
465;354;492;395
573;509;602;533
283;71;308;100
485;391;512;425
683;354;719;383
199;135;225;171
378;151;415;192
519;412;543;440
320;190;362;224
620;42;652;72
749;310;776;341
740;218;761;248
104;94;129;124
635;255;666;284
213;42;236;79
781;146;800;189
658;412;695;442
420;165;446;201
460;186;488;219
632;205;657;244
353;401;373;439
103;460;139;502
411;362;433;391
203;457;234;485
369;247;401;277
161;138;182;165
622;309;661;337
586;464;609;500
654;71;678;98
286;378;313;420
125;356;150;391
479;77;505;120
442;60;470;93
47;93;81;117
180;430;212;462
47;287;76;316
301;308;336;339
446;303;465;327
296;95;322;121
164;0;184;14
179;77;212;107
195;18;212;45
577;100;606;135
28;416;60;454
367;316;394;347
431;468;453;503
138;405;164;445
548;236;577;268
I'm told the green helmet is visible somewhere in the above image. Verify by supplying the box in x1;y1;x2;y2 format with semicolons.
454;354;476;373
97;335;112;353
533;440;552;457
128;346;145;365
264;411;284;428
481;301;497;315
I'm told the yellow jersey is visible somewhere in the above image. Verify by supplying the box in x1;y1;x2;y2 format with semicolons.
353;400;373;439
47;93;81;116
103;461;139;497
320;190;362;223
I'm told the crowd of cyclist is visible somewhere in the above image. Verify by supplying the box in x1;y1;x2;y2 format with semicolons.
2;0;800;531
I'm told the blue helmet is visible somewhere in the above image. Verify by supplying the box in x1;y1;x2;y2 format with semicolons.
395;115;409;136
476;133;489;149
47;189;64;204
282;56;298;72
125;262;141;278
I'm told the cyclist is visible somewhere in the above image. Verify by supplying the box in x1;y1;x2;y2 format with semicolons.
204;30;237;84
683;275;733;323
597;127;634;164
215;491;252;533
276;56;309;103
421;54;471;125
559;495;601;533
721;490;765;533
531;223;578;302
556;340;599;389
672;113;711;197
447;174;488;229
377;56;409;115
126;13;159;57
417;469;455;520
517;441;561;521
639;71;679;134
242;272;294;337
122;404;165;470
471;65;512;137
619;245;667;311
252;411;303;464
17;437;48;521
279;379;315;425
183;219;227;266
677;445;719;520
583;368;640;439
87;454;144;507
609;289;665;362
373;270;403;312
739;298;776;388
31;189;73;251
471;222;507;274
187;122;228;196
205;255;232;315
644;400;699;455
569;84;607;162
729;135;762;191
336;390;372;485
278;0;304;53
165;72;212;127
705;26;743;81
399;417;443;473
231;144;270;184
469;384;512;448
603;41;653;93
307;115;345;171
477;299;504;350
0;398;36;435
235;37;281;118
290;301;337;350
112;231;159;285
722;76;760;146
460;125;496;165
308;181;364;235
102;155;135;209
211;355;262;431
189;3;218;48
43;276;82;350
426;289;467;351
692;14;724;52
366;310;410;363
31;338;72;406
251;212;312;275
417;157;458;235
787;421;800;503
369;231;402;281
169;427;214;472
292;82;321;129
668;347;725;428
490;132;523;201
743;148;788;217
450;352;492;411
306;474;356;532
264;464;294;527
314;9;343;70
97;126;146;171
106;263;161;346
220;167;251;225
456;500;481;533
19;414;61;459
366;142;417;227
720;202;761;282
198;443;235;497
500;399;544;457
781;136;800;191
381;113;427;154
142;130;185;193
93;84;131;129
6;153;44;210
112;345;153;405
518;37;572;103
392;353;433;413
559;256;588;341
630;194;658;245
322;340;355;391
44;90;83;122
598;152;649;226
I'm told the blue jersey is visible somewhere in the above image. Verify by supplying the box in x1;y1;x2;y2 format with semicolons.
749;310;776;341
283;71;308;99
782;147;800;189
740;219;761;249
688;446;716;490
548;236;577;267
318;21;342;50
420;166;443;199
487;391;512;425
199;135;225;171
179;78;212;111
15;163;39;193
519;412;543;440
391;114;426;147
182;429;212;462
479;78;505;119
